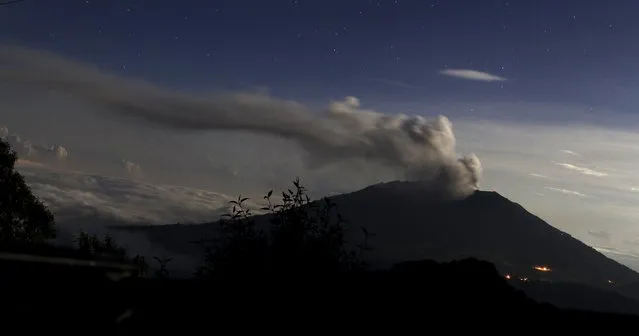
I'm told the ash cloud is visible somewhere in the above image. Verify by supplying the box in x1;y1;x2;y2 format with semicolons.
0;45;482;198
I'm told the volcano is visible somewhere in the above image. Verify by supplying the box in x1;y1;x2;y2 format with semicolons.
115;181;639;288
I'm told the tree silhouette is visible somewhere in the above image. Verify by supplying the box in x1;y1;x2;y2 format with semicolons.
0;138;56;245
74;230;150;276
196;178;371;276
75;231;128;260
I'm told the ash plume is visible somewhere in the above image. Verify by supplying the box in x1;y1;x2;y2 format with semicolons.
0;45;482;198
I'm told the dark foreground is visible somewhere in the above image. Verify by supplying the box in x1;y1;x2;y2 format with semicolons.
2;255;638;334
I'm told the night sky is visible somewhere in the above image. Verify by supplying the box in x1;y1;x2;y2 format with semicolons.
3;0;638;119
3;0;639;267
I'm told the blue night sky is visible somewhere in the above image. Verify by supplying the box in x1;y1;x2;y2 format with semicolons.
3;0;639;269
3;0;639;117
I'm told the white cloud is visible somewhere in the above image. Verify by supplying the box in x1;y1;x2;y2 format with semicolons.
561;149;581;156
439;69;507;82
545;187;587;197
20;166;254;227
122;159;143;178
529;173;547;178
17;165;262;273
556;163;607;177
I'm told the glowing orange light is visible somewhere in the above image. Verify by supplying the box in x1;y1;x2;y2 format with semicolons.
533;265;552;272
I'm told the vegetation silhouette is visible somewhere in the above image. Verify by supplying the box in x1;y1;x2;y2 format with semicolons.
195;177;372;277
0;138;56;246
74;230;149;276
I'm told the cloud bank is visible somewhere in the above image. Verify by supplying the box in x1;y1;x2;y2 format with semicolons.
439;69;507;82
0;124;69;163
0;45;482;198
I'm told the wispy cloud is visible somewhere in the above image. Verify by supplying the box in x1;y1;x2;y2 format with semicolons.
545;187;587;197
556;163;607;177
439;69;507;82
529;173;547;178
561;149;581;156
588;230;611;240
623;240;639;247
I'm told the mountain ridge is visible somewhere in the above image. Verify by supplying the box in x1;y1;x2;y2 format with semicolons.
113;181;639;288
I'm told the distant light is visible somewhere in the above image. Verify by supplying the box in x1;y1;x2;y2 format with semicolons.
608;280;614;284
533;265;551;272
505;274;511;280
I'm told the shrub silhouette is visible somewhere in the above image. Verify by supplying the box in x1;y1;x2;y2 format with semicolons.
75;231;129;260
0;138;56;245
74;230;149;276
153;256;172;279
196;178;372;276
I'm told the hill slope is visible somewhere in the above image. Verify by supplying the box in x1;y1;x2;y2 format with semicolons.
116;181;639;288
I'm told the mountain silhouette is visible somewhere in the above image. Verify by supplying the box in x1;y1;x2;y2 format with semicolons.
115;181;639;289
